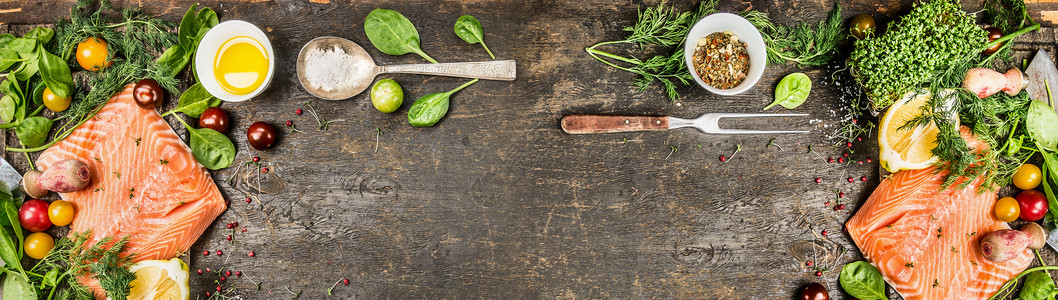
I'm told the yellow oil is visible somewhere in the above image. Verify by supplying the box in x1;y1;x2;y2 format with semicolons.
213;36;269;95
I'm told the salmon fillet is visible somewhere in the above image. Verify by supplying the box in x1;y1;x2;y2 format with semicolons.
36;85;226;294
846;129;1031;299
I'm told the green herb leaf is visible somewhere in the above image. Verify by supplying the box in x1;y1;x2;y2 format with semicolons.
765;72;811;110
454;15;494;59
364;8;438;63
37;46;74;98
14;116;52;148
408;79;477;127
188;127;236;170
3;201;23;259
7;38;35;55
1028;100;1058;151
155;45;190;78
0;48;19;72
41;268;58;288
0;95;15;124
839;261;889;300
196;7;219;29
29;80;44;107
0;34;14;47
178;4;201;50
170;83;220;118
1020;270;1058;300
12;54;38;82
23;27;53;44
2;272;37;300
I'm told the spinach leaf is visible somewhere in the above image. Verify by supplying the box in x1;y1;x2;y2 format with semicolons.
765;72;812;110
0;95;14;123
188;127;235;170
41;268;58;288
14;116;51;148
839;261;888;300
2;272;36;300
7;38;35;55
1028;100;1058;151
454;15;494;59
29;80;44;107
1020;270;1058;300
364;9;438;63
169;83;220;118
0;48;20;72
23;27;53;44
197;7;219;29
178;4;201;50
37;47;73;98
0;34;14;47
1041;148;1058;230
156;45;190;78
408;79;477;127
2;201;21;259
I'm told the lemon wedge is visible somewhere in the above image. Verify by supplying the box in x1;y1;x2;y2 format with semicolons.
127;258;189;300
878;89;959;173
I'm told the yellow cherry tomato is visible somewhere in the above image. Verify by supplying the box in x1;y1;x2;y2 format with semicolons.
24;232;54;260
42;87;71;112
1013;163;1042;190
48;200;74;227
76;37;110;72
995;196;1020;222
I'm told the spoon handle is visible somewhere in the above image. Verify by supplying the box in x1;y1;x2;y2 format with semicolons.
379;60;516;81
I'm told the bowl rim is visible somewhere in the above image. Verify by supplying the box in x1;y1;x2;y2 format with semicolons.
683;12;766;96
194;20;275;102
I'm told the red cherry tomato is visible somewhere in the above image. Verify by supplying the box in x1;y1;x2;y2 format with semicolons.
133;78;164;109
18;199;52;232
199;107;230;133
247;122;276;150
1017;190;1048;222
799;282;829;300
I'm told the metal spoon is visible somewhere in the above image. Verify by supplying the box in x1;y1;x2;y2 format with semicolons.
295;36;517;100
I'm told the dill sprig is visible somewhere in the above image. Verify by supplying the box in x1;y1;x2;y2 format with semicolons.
28;231;136;300
741;2;844;68
585;0;717;102
7;0;179;153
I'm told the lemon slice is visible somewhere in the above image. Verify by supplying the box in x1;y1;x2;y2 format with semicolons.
127;258;189;300
878;89;959;173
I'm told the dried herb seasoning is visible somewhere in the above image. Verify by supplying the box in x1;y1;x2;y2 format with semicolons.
692;31;749;90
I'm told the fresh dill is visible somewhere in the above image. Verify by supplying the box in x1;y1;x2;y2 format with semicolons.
8;0;179;153
741;2;844;68
28;232;135;300
585;0;717;102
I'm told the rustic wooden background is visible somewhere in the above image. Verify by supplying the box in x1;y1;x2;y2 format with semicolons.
3;0;1058;299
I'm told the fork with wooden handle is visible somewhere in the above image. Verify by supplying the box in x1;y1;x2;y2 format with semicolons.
560;113;809;134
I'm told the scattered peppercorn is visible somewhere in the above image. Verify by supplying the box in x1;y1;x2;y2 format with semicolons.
226;235;233;241
838;158;845;163
343;279;350;285
806;261;813;267
216;286;222;292
846;142;853;147
220;276;226;282
197;269;203;275
203;250;209;256
296;108;303;115
836;204;846;210
225;271;232;276
216;250;223;255
206;292;211;297
861;176;867;182
719;156;726;162
249;251;255;257
824;201;830;207
843;152;849;157
262;167;269;173
828;158;835;163
866;158;872;163
285;120;293;127
235;271;242;276
815;178;823;183
839;192;845;198
252;156;260;162
821;230;828;236
848;177;854;183
815;271;823;276
245;197;252;203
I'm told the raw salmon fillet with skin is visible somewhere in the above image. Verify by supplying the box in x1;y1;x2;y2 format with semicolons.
36;84;226;296
846;128;1030;299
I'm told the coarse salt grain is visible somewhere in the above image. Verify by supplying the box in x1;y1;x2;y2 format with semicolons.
304;45;369;92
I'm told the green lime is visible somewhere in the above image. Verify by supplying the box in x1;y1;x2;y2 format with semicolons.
371;78;403;113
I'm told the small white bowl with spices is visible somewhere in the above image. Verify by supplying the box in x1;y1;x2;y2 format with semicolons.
684;13;766;95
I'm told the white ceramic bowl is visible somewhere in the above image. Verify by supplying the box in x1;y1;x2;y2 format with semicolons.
195;20;275;102
684;13;766;95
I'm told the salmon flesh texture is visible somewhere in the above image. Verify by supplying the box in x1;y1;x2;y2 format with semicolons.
846;129;1030;299
36;84;226;297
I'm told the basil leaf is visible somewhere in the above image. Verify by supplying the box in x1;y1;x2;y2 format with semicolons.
2;201;21;259
0;95;15;124
1020;270;1058;300
188;127;235;170
839;261;889;300
0;34;14;47
454;15;494;59
765;72;812;110
0;48;19;72
2;272;36;300
364;9;437;63
23;27;53;44
178;4;201;50
1028;100;1058;152
407;79;477;127
15;116;51;148
7;38;35;55
37;47;73;98
171;83;220;118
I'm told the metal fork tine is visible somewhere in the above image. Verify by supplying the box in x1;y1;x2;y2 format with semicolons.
695;113;809;134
